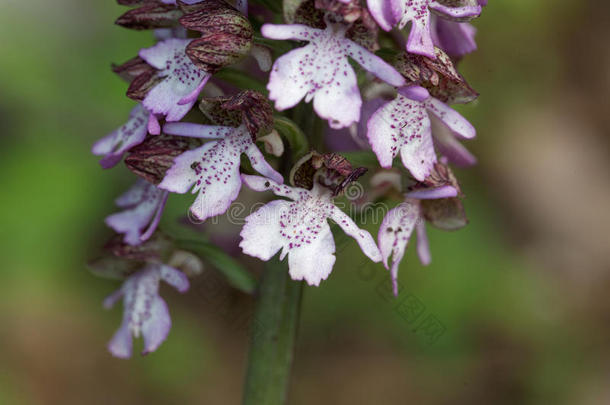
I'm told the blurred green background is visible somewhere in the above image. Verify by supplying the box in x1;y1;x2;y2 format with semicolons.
1;0;609;404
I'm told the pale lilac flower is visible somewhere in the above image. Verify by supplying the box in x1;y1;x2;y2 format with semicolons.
366;85;475;181
139;38;211;123
103;263;189;358
261;23;405;129
106;180;169;246
158;123;283;222
92;104;149;169
239;175;382;286
367;0;481;58
379;176;466;295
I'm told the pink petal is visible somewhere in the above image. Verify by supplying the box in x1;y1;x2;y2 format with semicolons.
240;200;290;261
261;23;321;41
406;185;458;199
345;41;406;87
163;123;234;139
367;0;398;31
426;97;476;139
429;1;481;20
267;46;315;111
312;59;361;129
107;318;133;359
244;144;284;184
430;113;477;166
287;224;336;286
415;219;431;266
141;296;171;356
329;207;381;262
159;265;190;293
241;174;303;200
139;39;189;69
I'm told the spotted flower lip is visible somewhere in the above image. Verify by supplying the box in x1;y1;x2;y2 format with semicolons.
105;180;169;246
92;104;150;169
158;123;283;222
239;175;381;286
103;263;189;359
138;38;211;123
261;23;405;129
366;85;475;182
367;0;481;58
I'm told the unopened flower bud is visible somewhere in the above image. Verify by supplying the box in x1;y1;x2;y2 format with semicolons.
126;69;164;101
115;1;184;30
125;134;203;184
407;162;461;195
179;0;253;73
103;232;175;261
221;91;274;139
112;56;156;82
394;48;478;104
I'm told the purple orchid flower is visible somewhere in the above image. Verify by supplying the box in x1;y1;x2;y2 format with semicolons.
92;104;149;169
139;38;211;124
367;0;482;58
103;263;189;358
261;23;405;129
158;123;283;222
239;175;382;286
105;180;169;246
366;85;475;181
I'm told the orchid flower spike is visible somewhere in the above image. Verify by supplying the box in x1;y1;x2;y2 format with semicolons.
239;175;382;286
367;85;475;181
158;123;283;222
262;23;405;129
103;263;189;358
105;180;169;246
367;0;482;58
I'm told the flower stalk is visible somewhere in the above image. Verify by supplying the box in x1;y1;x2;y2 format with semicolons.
242;258;303;405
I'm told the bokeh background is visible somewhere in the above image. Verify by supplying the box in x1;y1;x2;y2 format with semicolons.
1;0;609;404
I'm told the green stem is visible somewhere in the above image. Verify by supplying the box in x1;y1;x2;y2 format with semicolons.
242;258;303;405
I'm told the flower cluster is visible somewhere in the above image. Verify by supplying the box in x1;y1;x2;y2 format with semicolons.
92;0;486;357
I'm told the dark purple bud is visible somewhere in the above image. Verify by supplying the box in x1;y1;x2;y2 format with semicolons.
115;1;183;30
126;69;163;101
221;91;274;139
103;232;175;261
394;48;478;104
112;56;156;83
179;0;253;73
88;255;142;280
125;134;203;184
199;96;243;127
286;0;379;50
408;162;461;195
